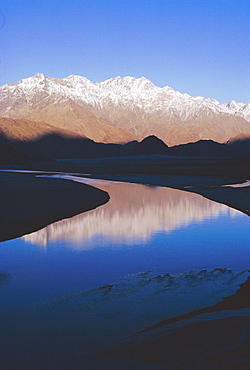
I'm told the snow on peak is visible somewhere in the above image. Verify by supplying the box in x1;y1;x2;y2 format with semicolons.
63;74;93;86
226;100;246;110
223;100;250;121
1;73;249;122
96;75;157;91
33;73;47;79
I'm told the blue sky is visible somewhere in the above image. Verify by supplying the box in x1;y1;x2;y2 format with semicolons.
0;0;249;103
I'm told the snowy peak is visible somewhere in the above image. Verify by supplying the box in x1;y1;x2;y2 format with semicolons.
222;100;250;121
63;74;95;87
96;75;157;91
33;72;47;79
2;73;248;117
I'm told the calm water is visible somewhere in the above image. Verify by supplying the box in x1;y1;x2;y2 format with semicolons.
0;176;250;369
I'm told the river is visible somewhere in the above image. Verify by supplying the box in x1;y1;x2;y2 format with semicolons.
0;175;249;369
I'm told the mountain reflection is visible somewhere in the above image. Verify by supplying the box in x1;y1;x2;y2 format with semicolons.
23;180;238;248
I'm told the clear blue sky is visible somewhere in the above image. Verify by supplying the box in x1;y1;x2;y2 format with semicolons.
0;0;249;103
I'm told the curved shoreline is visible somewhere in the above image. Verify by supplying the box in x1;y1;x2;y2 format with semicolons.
1;162;250;243
0;172;109;242
78;172;250;217
4;155;249;218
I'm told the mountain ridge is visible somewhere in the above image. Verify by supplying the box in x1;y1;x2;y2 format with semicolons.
1;73;250;145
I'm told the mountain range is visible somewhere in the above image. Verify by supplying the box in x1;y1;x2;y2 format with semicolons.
1;73;250;146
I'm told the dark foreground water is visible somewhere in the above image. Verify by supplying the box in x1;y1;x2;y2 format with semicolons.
0;176;249;369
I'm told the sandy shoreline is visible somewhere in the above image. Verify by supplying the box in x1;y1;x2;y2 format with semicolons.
0;172;109;242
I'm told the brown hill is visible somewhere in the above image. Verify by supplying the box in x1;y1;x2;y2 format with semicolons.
0;116;82;141
226;133;250;144
2;97;137;144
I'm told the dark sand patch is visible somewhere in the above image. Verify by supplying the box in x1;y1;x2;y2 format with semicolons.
100;316;250;369
0;172;109;242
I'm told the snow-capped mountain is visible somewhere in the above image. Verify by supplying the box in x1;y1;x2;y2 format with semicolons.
222;100;250;122
1;73;250;145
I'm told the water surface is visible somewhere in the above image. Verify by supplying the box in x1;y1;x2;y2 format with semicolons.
0;177;249;369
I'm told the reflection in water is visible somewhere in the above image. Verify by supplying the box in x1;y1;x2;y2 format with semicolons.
23;179;239;247
224;179;250;188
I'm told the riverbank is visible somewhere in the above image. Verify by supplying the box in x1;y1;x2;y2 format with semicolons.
2;154;250;217
85;172;250;217
1;154;250;241
0;172;109;242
